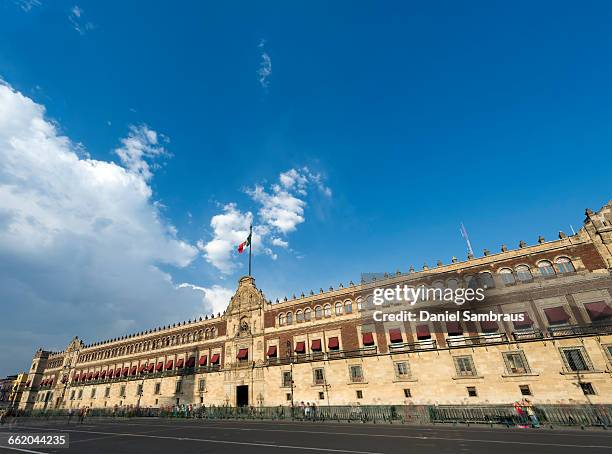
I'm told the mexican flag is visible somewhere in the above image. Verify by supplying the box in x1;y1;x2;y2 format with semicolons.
237;232;251;254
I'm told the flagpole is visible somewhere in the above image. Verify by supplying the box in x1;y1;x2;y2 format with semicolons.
248;224;253;277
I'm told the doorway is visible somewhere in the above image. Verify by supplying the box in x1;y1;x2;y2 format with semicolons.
236;385;249;407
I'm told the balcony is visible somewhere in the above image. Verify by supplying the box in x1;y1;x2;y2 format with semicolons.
446;333;508;348
548;321;612;338
389;339;437;352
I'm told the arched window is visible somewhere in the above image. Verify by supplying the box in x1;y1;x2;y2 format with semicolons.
499;268;515;285
538;260;555;276
345;300;353;314
315;306;323;319
335;302;343;315
555;257;575;274
210;327;216;338
296;310;304;322
515;265;532;282
356;298;363;311
278;314;286;326
324;304;332;317
304;308;312;321
286;312;293;325
446;279;459;290
204;329;210;340
479;272;495;289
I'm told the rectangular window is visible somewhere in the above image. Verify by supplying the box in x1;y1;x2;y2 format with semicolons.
199;378;206;392
319;391;325;400
560;347;593;372
104;387;110;398
604;345;612;364
154;383;161;395
519;385;531;396
349;365;364;383
77;389;83;400
403;388;411;398
503;351;531;374
119;385;126;397
580;382;596;395
467;386;478;397
313;368;325;385
90;388;96;399
394;361;410;378
454;356;477;376
175;381;182;394
356;390;363;399
282;371;292;388
70;390;75;400
286;393;292;401
136;384;143;396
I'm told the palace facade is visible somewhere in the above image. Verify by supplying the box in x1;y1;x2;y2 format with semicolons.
18;200;612;411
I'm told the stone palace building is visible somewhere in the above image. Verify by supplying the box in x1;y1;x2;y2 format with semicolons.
18;200;612;411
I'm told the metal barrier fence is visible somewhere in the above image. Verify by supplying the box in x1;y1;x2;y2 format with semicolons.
11;404;612;427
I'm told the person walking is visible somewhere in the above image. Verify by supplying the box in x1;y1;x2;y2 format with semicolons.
522;398;540;428
67;408;73;424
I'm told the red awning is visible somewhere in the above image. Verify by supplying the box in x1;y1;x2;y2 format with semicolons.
87;372;93;380
311;339;322;351
362;332;375;346
328;337;339;350
544;306;570;325
585;302;612;321
199;355;208;366
122;367;129;376
81;373;87;382
295;341;306;353
266;346;277;357
237;348;248;359
416;324;431;340
210;353;220;364
93;371;99;379
389;328;403;343
165;360;173;370
176;358;184;369
148;363;155;372
115;369;122;377
186;357;196;368
156;361;163;371
130;366;137;375
512;312;533;329
445;321;463;336
480;319;499;333
49;378;54;385
100;370;106;379
138;364;146;373
106;370;113;378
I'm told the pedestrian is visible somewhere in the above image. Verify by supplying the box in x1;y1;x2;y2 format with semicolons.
513;401;528;428
78;407;85;424
521;399;540;428
67;408;73;424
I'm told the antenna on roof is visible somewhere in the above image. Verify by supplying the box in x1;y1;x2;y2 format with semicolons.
460;222;474;257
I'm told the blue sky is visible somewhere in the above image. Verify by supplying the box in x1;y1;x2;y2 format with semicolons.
1;1;612;375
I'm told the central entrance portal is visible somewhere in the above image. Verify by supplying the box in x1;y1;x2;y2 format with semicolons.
236;385;249;407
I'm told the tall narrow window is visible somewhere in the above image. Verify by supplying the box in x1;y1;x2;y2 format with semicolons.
313;368;325;385
503;351;531;374
349;365;364;383
282;371;292;388
499;268;515;285
454;356;477;376
555;257;575;274
345;301;353;314
538;260;555;276
560;347;592;372
515;265;532;282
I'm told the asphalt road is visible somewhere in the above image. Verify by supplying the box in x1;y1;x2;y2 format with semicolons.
1;417;611;454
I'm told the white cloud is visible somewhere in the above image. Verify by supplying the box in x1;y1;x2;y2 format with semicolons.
0;81;212;376
15;0;41;12
114;124;169;181
257;40;272;88
200;167;330;274
198;203;252;274
271;237;289;248
68;5;95;34
177;283;233;315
